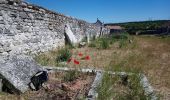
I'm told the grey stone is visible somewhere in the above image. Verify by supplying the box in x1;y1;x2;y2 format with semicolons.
64;24;78;46
0;79;2;92
4;28;11;34
0;20;4;24
0;27;3;34
79;42;86;48
19;12;28;19
0;0;109;55
0;0;7;4
16;25;23;30
0;55;44;93
0;47;4;53
87;72;103;99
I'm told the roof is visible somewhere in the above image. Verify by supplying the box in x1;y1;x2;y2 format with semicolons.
94;19;103;26
105;25;123;30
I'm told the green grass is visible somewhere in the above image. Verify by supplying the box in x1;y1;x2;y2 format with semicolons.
88;32;130;49
97;69;149;100
98;38;110;49
56;47;72;63
97;72;116;100
63;70;80;82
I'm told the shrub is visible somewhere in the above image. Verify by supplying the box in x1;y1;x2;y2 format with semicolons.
56;47;72;62
88;41;96;47
99;38;109;49
63;70;80;82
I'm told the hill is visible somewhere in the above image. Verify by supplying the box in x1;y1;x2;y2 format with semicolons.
105;20;170;35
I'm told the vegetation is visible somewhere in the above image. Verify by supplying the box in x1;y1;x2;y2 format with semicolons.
106;20;170;34
33;35;170;99
56;47;72;63
98;37;110;49
63;70;80;82
97;72;115;100
88;32;130;49
97;63;149;100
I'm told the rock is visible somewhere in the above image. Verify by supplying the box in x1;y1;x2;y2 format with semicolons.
79;42;86;48
129;39;133;44
61;83;71;91
0;55;44;94
120;74;128;86
64;24;77;46
0;0;7;4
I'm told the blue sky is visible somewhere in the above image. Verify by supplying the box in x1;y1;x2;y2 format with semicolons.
26;0;170;23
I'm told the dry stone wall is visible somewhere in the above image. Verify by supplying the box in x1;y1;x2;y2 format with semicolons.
0;0;109;59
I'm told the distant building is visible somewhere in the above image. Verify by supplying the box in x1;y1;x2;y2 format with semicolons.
105;25;124;34
94;18;103;26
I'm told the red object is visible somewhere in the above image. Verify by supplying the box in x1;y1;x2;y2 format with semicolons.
78;53;83;56
85;56;90;60
74;59;80;65
67;58;72;63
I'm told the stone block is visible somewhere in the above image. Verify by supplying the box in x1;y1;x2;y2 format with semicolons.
64;24;78;46
0;55;45;94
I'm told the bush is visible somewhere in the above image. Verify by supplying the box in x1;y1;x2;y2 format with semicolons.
63;70;80;82
88;41;96;47
98;38;109;49
56;47;72;62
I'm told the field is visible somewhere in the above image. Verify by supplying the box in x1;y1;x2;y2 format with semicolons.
35;35;170;99
1;35;170;100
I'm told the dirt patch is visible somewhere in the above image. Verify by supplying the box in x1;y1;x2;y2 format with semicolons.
0;71;95;100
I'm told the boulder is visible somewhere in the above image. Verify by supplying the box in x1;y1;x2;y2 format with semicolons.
0;55;45;94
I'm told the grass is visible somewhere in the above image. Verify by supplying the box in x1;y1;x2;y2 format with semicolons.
63;70;80;82
34;46;72;67
97;64;149;100
34;35;170;99
88;32;130;49
97;59;150;100
97;72;115;100
56;47;72;63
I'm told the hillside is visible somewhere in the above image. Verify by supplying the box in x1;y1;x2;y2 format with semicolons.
105;20;170;35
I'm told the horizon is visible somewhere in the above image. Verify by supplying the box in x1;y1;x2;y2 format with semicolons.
26;0;170;23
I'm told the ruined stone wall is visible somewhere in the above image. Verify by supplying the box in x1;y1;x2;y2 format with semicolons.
0;0;109;59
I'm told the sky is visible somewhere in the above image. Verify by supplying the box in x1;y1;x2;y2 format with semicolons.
26;0;170;23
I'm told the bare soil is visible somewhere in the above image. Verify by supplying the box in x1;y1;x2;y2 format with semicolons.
0;71;95;100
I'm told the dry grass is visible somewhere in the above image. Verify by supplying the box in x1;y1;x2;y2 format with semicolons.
20;35;170;99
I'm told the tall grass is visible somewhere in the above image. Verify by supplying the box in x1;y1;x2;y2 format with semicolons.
56;47;72;63
98;38;110;49
63;70;80;82
97;72;115;100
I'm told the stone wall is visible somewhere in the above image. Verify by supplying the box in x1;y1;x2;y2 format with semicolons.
0;0;109;60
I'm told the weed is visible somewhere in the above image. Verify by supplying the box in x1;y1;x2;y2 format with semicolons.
88;41;96;47
63;70;80;82
98;38;109;49
97;72;115;100
81;36;88;42
56;47;72;63
34;54;50;66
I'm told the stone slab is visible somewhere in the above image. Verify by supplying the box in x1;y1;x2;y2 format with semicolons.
64;24;77;45
0;55;44;94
